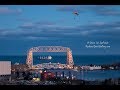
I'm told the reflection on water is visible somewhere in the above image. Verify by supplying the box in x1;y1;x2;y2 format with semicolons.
46;69;120;81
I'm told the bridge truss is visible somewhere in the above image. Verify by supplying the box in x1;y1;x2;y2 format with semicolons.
26;46;74;69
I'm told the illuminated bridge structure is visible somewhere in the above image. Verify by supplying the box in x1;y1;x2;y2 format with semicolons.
26;46;74;69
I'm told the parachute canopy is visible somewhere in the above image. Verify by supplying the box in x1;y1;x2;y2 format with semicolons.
73;12;79;15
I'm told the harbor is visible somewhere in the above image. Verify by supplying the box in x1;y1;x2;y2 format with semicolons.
0;5;120;86
1;51;120;85
1;63;120;85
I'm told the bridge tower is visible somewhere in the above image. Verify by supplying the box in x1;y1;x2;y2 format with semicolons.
67;48;74;68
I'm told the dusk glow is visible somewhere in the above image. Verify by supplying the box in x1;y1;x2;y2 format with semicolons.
0;5;120;85
0;5;120;55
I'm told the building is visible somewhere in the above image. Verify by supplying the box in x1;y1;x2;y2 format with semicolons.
81;65;102;70
0;61;11;81
81;66;90;70
11;64;29;72
33;63;68;69
89;65;102;70
41;71;55;81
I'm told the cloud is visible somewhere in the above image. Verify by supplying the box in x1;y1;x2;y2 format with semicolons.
25;36;49;40
81;21;120;38
86;5;120;16
57;5;120;16
16;18;31;22
94;8;120;16
56;5;83;12
114;27;120;30
19;21;76;32
19;22;36;29
35;21;55;25
1;20;120;40
91;22;106;26
19;21;56;30
0;7;22;15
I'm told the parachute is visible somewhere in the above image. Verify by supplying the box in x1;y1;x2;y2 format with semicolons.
73;12;79;16
73;11;79;22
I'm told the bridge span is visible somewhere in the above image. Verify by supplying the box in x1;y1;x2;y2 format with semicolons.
26;46;74;69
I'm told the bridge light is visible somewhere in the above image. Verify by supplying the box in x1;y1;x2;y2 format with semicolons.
26;46;74;69
66;76;69;79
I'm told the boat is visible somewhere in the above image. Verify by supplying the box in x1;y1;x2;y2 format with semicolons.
39;56;52;60
47;56;52;60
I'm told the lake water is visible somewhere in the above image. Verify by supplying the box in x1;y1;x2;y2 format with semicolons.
0;55;120;80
